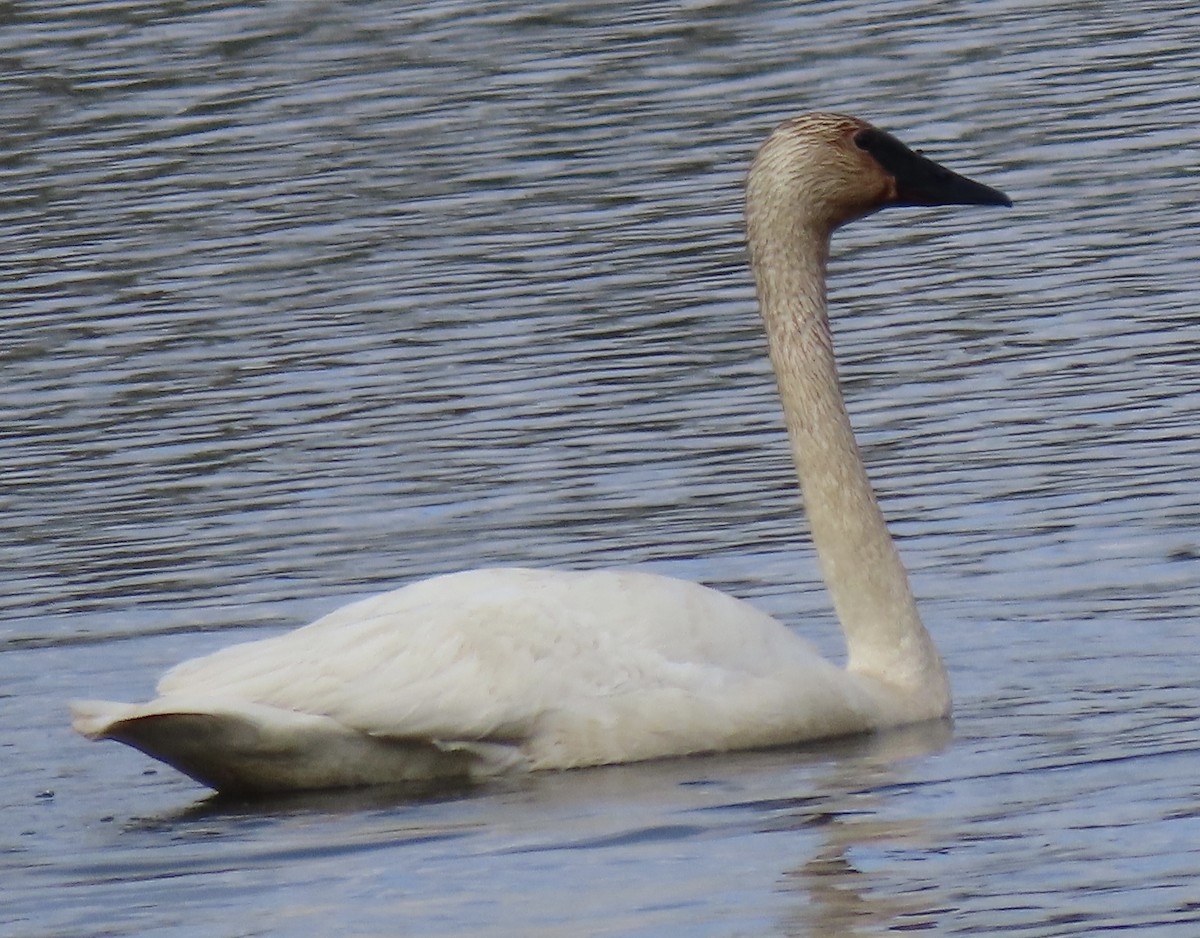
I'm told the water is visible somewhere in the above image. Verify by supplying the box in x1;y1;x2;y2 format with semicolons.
4;1;1199;934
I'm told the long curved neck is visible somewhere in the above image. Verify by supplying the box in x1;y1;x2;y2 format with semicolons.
746;210;949;707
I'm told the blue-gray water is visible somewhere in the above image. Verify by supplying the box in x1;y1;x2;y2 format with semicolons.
4;2;1199;935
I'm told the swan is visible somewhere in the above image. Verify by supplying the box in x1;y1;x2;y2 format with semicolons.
71;113;1010;794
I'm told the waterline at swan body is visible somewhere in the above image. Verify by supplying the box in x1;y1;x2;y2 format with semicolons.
72;113;1011;794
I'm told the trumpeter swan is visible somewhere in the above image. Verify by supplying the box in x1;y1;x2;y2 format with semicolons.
72;113;1010;793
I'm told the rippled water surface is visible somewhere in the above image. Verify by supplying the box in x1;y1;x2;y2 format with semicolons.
4;2;1200;935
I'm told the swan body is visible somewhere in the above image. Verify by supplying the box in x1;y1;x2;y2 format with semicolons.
72;113;1010;793
74;569;916;792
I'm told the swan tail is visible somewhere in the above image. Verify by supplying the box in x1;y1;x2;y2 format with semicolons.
69;697;522;794
71;699;139;740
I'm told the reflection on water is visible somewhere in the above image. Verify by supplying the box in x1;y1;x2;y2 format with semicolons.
33;725;956;937
4;0;1200;935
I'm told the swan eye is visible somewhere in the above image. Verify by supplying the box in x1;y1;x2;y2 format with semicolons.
852;128;891;156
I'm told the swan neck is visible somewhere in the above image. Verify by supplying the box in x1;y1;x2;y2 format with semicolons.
746;212;949;707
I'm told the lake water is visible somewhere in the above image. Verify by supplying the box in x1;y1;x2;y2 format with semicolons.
4;1;1199;935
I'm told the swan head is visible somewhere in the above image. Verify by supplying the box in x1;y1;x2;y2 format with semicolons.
747;113;1011;234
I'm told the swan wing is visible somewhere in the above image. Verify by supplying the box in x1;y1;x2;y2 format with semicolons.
151;569;876;761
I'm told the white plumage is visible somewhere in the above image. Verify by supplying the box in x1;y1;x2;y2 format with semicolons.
72;113;1010;793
